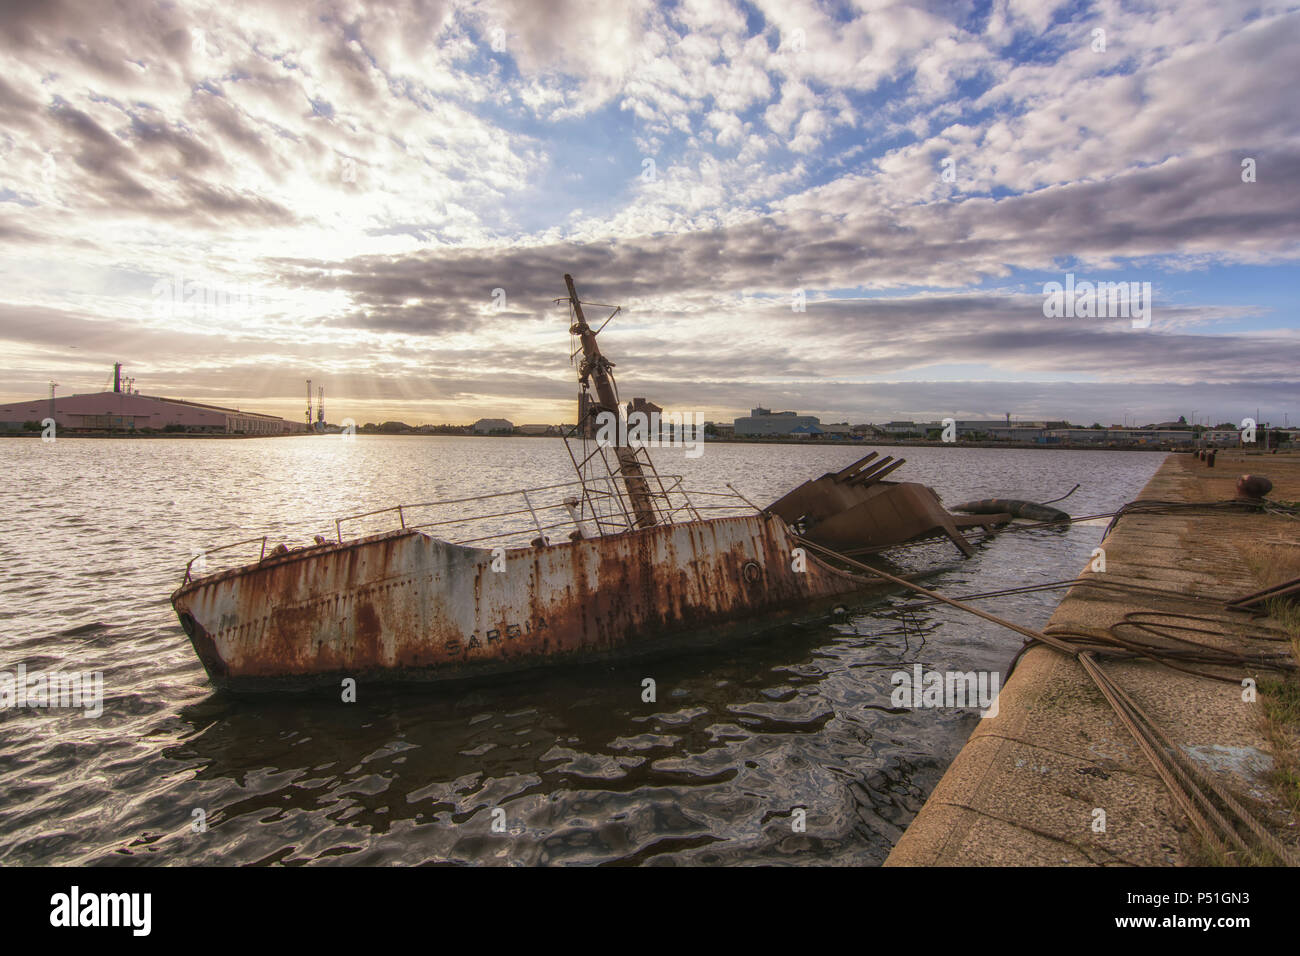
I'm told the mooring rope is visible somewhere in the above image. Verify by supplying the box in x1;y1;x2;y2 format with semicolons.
890;578;1296;678
790;533;1300;866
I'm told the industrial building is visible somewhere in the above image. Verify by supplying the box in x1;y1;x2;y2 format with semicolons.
0;364;309;435
733;407;823;436
1043;428;1194;445
880;419;1066;438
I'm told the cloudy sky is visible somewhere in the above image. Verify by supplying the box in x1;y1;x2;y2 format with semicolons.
1;0;1297;427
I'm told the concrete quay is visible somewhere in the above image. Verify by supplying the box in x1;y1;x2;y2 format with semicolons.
885;452;1300;866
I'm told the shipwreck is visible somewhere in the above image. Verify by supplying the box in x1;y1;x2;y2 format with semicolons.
172;275;992;688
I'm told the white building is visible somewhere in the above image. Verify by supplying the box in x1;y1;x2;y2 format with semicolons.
734;407;822;436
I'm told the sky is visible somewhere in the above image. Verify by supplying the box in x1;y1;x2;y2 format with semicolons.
0;0;1297;428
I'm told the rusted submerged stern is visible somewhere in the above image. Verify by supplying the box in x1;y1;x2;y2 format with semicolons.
767;452;1007;557
172;513;870;687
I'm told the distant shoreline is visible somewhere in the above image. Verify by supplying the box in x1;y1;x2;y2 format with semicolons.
0;431;291;439
2;431;1271;452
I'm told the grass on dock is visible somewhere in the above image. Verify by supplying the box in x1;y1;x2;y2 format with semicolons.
1239;538;1300;839
1259;677;1300;815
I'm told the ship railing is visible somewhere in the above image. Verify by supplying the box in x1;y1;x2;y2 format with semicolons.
182;480;757;583
563;434;706;528
334;479;599;546
678;487;757;514
330;475;742;548
183;535;268;584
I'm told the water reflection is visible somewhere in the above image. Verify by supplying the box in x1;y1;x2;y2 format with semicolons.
158;608;907;865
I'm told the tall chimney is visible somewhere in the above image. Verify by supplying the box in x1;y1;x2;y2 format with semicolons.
113;362;122;393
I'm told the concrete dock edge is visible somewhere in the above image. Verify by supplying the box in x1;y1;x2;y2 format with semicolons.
884;452;1297;866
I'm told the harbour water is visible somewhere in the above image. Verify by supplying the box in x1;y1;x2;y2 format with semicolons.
0;437;1162;865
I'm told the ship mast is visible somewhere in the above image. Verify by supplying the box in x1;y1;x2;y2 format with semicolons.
565;273;657;529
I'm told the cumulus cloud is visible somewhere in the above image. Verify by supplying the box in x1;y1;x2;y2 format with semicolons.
0;0;1296;426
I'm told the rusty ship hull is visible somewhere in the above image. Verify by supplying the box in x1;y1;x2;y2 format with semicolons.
172;513;874;689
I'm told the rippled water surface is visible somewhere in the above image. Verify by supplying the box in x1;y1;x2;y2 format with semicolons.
0;437;1163;865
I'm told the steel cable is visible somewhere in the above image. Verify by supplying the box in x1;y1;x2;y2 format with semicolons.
791;533;1300;866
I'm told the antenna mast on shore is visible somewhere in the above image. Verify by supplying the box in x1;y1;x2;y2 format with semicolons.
306;379;313;427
